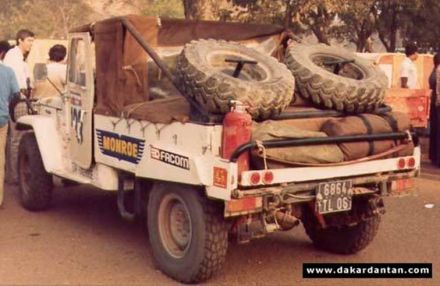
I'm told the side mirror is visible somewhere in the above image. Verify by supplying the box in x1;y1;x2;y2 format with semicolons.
33;63;48;81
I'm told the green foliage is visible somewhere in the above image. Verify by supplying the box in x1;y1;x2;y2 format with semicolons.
371;0;421;52
403;0;440;52
0;0;95;40
332;0;376;51
219;0;285;24
1;0;439;53
143;0;184;18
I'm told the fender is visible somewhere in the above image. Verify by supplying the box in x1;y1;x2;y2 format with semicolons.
135;143;237;201
17;115;64;173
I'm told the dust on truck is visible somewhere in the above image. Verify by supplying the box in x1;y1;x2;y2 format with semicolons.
14;15;420;283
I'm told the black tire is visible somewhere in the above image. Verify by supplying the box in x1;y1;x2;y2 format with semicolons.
285;44;388;113
147;182;228;283
176;39;295;119
302;202;381;254
18;133;53;211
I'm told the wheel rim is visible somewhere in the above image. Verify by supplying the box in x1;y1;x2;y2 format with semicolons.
206;51;269;82
311;54;366;80
18;150;32;197
158;193;192;258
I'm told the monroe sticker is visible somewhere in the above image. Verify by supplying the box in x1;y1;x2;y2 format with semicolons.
150;146;190;170
96;129;145;164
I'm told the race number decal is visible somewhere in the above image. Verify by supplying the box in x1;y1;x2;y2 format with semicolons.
71;105;85;144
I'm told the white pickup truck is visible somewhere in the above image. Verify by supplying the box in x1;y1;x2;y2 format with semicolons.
14;16;420;283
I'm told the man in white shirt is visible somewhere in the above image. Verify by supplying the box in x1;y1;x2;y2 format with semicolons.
400;43;419;89
3;29;35;91
3;30;34;185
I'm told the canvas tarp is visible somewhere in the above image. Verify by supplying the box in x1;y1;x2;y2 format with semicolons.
73;15;286;120
321;112;414;160
251;120;345;165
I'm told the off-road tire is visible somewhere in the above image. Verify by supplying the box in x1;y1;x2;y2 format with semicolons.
176;39;295;119
302;202;381;254
147;182;228;283
285;44;388;113
18;133;53;211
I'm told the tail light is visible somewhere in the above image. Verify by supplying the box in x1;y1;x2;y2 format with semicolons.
250;172;261;185
263;171;274;184
407;157;416;168
397;158;406;169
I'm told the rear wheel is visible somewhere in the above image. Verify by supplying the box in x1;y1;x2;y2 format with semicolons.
147;183;228;283
301;196;382;254
18;133;53;211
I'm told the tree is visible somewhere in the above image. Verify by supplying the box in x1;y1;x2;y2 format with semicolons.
334;0;376;52
0;0;94;39
371;0;420;52
182;0;235;20
219;0;286;24
403;0;440;52
213;0;342;45
92;0;185;18
143;0;184;18
0;0;32;39
296;1;337;45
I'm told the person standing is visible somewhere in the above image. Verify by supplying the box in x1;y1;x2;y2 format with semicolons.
3;29;34;184
400;43;419;89
3;29;34;92
0;63;20;206
34;44;67;98
429;54;440;166
432;55;440;168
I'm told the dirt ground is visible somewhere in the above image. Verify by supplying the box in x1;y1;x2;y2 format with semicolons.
0;152;439;285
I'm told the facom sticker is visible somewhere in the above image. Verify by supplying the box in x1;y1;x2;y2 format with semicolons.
150;146;190;170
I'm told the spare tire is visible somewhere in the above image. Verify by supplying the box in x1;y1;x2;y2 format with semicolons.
285;44;388;113
176;39;295;119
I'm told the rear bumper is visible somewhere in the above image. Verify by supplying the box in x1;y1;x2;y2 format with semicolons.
239;146;421;187
233;168;418;199
225;167;418;217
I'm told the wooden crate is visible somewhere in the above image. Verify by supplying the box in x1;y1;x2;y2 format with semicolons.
384;88;432;128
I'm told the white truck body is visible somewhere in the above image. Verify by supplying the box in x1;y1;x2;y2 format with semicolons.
13;16;422;283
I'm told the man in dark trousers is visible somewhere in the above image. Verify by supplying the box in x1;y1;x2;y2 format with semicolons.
429;53;440;167
3;29;34;184
0;61;20;206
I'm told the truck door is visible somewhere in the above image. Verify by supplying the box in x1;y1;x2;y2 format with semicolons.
67;33;94;169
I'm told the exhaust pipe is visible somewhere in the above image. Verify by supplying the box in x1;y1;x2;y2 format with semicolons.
275;211;300;231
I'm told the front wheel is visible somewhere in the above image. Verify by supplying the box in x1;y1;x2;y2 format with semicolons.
147;183;228;283
18;133;53;211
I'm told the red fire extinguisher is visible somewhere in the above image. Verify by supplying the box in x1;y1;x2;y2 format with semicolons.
222;101;252;175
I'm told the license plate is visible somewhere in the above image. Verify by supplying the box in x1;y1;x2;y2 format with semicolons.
316;180;353;214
